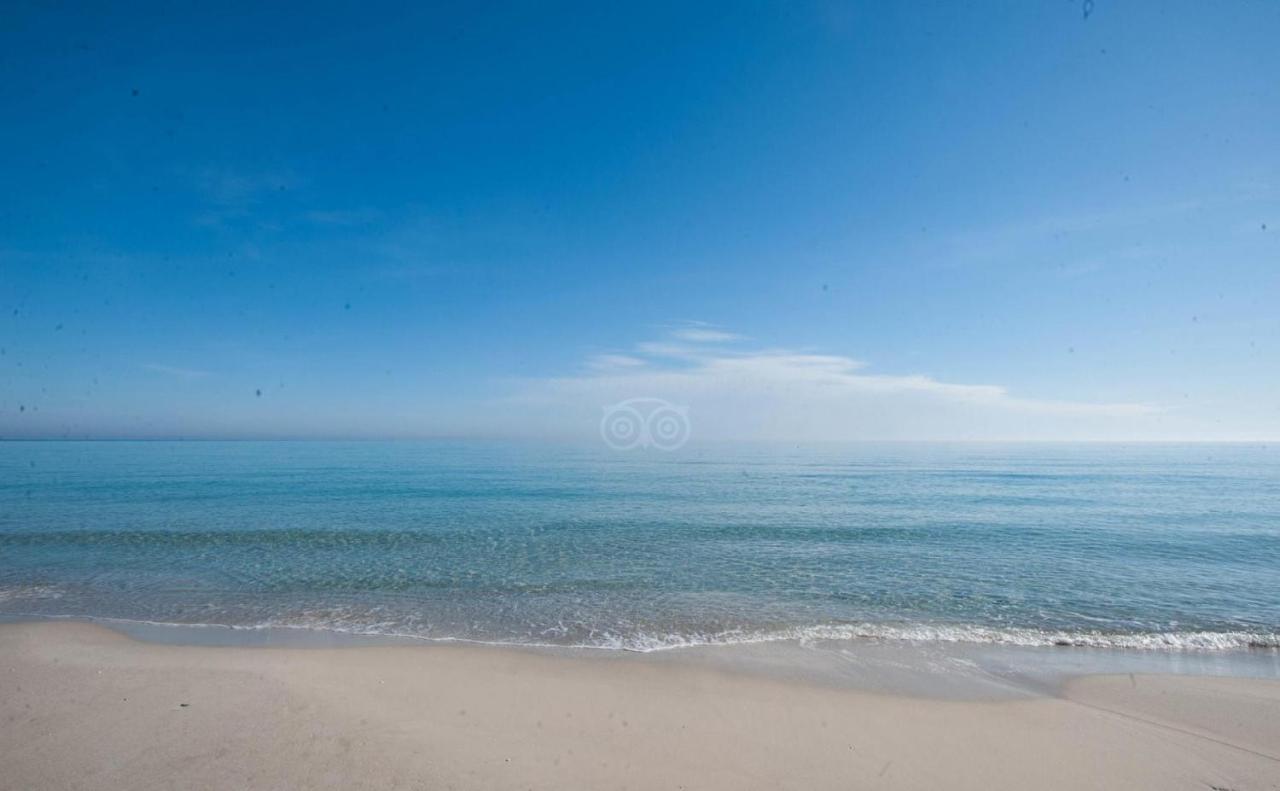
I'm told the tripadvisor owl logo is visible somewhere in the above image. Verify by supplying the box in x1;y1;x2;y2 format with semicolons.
599;398;691;451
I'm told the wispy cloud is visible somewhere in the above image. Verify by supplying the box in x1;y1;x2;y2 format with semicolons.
667;321;744;343
141;363;212;380
586;354;648;371
304;208;383;226
502;326;1160;442
923;193;1257;276
195;168;299;207
186;166;300;229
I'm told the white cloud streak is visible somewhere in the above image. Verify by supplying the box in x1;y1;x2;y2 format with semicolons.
141;363;212;380
500;327;1162;442
669;327;744;343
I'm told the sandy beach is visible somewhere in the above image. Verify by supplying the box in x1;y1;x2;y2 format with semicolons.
1;622;1276;790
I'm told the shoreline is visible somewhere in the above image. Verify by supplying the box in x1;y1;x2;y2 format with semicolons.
3;620;1278;789
5;612;1278;701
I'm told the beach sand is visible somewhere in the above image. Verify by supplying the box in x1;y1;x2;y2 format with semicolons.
1;622;1277;790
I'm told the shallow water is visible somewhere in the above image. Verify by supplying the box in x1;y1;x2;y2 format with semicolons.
2;441;1278;662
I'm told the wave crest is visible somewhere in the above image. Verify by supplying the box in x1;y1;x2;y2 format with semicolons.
580;623;1280;652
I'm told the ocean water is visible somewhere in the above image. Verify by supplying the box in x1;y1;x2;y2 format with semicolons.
2;441;1278;655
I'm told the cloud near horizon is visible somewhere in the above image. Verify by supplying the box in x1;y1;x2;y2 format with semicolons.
502;327;1164;442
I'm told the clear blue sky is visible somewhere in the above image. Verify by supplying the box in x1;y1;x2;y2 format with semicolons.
2;1;1277;441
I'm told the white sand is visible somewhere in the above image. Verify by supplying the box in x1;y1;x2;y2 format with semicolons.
1;621;1277;790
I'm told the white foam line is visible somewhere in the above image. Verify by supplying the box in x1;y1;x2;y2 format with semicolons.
6;611;1277;654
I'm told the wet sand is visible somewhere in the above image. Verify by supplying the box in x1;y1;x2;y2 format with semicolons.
1;621;1277;790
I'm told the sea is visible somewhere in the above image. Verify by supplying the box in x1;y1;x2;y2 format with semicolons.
2;440;1278;689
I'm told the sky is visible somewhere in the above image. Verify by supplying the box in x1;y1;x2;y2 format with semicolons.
1;1;1278;442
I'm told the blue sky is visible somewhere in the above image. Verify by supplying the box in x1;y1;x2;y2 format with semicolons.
2;1;1277;441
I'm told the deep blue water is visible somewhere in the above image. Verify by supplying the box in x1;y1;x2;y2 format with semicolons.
1;441;1278;652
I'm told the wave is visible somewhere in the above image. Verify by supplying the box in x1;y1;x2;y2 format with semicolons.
0;585;64;604
568;623;1280;652
6;607;1276;654
3;583;1275;653
755;623;1280;652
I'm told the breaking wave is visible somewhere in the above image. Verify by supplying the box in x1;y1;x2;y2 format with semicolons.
6;605;1275;654
570;623;1280;653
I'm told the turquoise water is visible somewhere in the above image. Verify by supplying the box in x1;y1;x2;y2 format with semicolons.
1;441;1278;653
